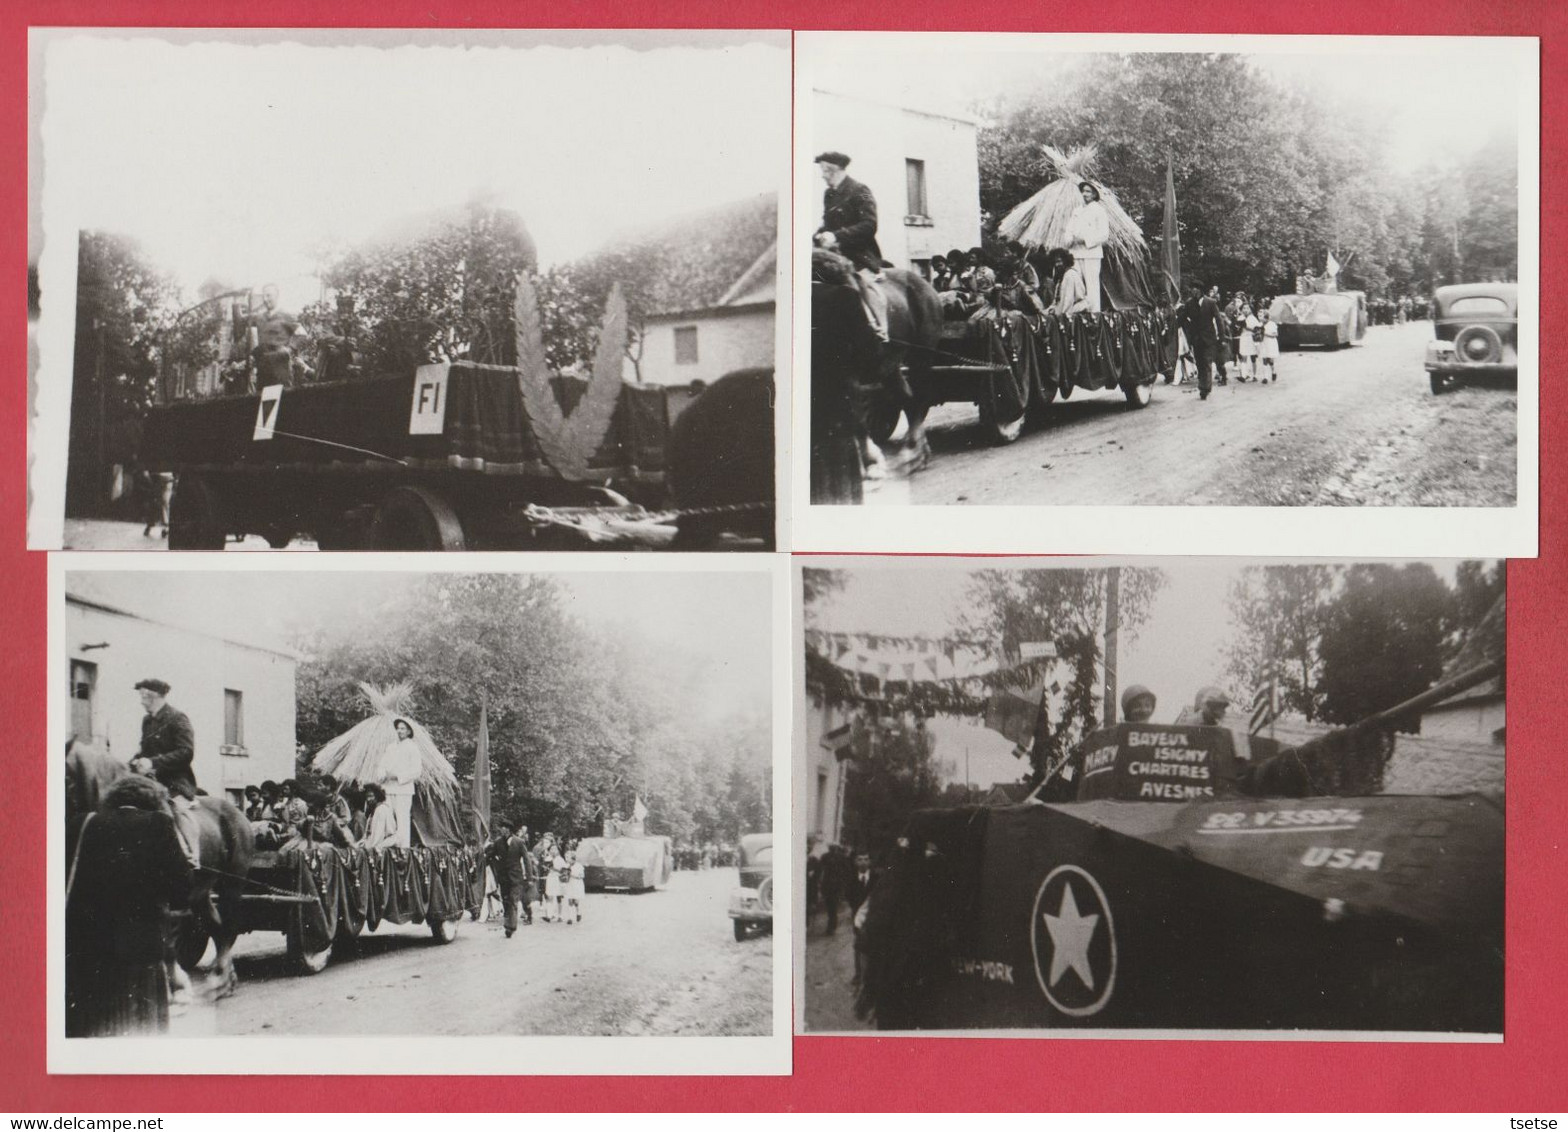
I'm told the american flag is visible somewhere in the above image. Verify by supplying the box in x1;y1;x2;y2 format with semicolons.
1249;680;1277;734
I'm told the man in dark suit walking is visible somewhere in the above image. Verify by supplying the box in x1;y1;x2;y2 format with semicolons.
1179;282;1224;401
129;678;200;869
813;150;889;341
486;821;535;938
846;850;880;916
847;850;881;987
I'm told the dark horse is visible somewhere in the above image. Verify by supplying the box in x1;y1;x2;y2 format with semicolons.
66;747;254;999
809;250;944;501
666;367;775;549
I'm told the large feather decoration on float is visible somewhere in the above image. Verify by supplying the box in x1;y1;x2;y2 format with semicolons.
998;144;1148;263
513;274;628;482
310;681;459;798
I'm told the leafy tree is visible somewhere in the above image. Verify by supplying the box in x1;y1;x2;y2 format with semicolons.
1317;564;1452;729
976;54;1518;300
839;715;943;852
1447;559;1506;663
66;231;179;513
292;574;770;845
802;567;850;622
305;199;539;375
959;566;1164;784
1223;564;1339;722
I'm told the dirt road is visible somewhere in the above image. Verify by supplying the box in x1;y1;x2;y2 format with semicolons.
170;869;771;1037
907;322;1517;507
62;520;318;551
801;909;872;1034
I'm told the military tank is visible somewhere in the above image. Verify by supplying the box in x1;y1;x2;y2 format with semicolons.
855;661;1503;1033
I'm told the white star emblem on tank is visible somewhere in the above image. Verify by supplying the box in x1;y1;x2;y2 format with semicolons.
1043;881;1100;991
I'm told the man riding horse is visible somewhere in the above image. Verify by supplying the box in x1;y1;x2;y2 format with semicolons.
813;151;889;343
84;679;255;997
809;151;943;496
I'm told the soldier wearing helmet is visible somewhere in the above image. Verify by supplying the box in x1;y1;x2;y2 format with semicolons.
1194;686;1231;726
1120;684;1157;723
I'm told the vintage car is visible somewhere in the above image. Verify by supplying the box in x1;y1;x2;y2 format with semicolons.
728;832;774;941
1426;282;1518;394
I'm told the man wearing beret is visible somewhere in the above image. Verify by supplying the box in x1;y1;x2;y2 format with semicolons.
130;678;201;868
813;151;889;341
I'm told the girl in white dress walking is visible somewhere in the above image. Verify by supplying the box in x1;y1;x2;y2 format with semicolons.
1238;307;1260;382
1258;311;1280;382
565;850;585;924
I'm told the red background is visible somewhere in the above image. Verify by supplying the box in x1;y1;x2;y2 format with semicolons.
4;0;1564;1112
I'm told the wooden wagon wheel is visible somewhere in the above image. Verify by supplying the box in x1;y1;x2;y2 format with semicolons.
368;486;467;551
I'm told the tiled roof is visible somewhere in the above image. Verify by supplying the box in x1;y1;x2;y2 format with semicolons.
588;192;777;317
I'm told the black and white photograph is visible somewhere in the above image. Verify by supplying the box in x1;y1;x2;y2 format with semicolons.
795;33;1538;556
30;30;787;552
800;557;1505;1036
51;558;787;1074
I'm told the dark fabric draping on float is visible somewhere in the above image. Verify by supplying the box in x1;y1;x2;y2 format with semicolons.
1102;253;1161;312
953;308;1181;414
142;363;671;480
411;783;468;849
284;844;483;955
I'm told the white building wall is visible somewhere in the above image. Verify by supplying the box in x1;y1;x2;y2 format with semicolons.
1420;699;1506;745
813;90;982;272
65;601;297;802
632;306;775;389
803;699;850;845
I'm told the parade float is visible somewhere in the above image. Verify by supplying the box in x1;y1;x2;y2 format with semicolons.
844;145;1179;449
225;683;482;975
575;804;674;893
143;280;773;550
855;661;1504;1033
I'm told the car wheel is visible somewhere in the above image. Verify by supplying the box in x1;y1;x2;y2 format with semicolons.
733;918;748;943
1430;372;1454;395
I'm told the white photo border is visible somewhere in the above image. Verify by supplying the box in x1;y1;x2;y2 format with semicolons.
791;32;1540;558
48;551;793;1075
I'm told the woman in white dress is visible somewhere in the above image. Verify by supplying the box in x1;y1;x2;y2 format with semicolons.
565;850;586;924
379;718;422;849
545;844;567;923
361;784;399;851
1258;311;1281;382
1238;306;1260;382
1065;182;1110;313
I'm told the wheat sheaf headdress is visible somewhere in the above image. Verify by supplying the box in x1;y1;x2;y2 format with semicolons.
310;681;459;798
998;144;1148;262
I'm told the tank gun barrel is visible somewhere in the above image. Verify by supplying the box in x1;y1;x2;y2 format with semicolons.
1333;658;1503;739
1276;658;1502;796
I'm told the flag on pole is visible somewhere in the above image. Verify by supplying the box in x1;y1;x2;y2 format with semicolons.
471;692;492;846
1325;249;1341;277
1161;155;1182;303
1249;680;1277;735
632;796;649;823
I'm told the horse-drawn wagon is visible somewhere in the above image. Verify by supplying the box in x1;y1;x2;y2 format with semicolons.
220;842;480;975
212;681;482;975
894;305;1179;447
819;145;1178;459
145;280;773;550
